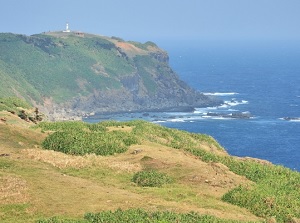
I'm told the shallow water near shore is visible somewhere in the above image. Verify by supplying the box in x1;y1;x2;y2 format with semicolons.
85;41;300;171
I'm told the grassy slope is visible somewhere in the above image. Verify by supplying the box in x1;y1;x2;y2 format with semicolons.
1;98;300;223
0;112;261;223
0;32;167;104
0;33;123;103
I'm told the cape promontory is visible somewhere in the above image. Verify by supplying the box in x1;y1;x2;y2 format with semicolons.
0;32;220;120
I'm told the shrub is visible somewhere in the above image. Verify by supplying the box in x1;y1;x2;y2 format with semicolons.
37;121;140;156
132;170;173;187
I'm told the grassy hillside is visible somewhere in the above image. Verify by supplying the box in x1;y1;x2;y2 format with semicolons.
0;33;133;103
1;102;300;222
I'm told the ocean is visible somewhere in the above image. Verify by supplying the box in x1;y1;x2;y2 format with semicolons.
85;40;300;171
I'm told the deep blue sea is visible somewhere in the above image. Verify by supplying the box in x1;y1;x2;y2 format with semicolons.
85;41;300;171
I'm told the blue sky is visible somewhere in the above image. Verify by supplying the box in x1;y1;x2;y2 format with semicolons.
1;0;300;44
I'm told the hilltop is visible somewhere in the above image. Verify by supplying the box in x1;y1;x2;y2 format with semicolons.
1;102;300;222
0;31;220;120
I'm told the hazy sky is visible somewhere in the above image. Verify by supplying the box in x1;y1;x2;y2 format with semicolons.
1;0;300;44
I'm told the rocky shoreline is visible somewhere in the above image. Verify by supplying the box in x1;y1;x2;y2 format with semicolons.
206;111;252;119
45;100;223;121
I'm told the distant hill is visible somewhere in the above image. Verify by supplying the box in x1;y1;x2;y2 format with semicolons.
0;32;221;120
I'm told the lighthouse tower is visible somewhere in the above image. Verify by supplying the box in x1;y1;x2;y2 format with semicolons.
63;22;70;33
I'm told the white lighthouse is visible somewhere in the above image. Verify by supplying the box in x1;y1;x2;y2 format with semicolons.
63;22;70;33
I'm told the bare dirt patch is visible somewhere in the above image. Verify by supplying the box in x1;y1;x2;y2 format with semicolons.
107;125;133;132
0;175;28;204
123;143;251;197
21;148;142;173
21;149;91;169
91;63;109;77
115;42;146;57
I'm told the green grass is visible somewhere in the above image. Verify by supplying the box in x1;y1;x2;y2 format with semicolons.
0;204;33;223
36;120;222;157
184;145;300;222
0;97;31;112
35;121;139;155
0;159;14;170
37;208;256;223
0;33;162;103
35;120;300;222
132;170;173;187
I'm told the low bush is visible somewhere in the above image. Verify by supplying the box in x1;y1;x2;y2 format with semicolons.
37;121;139;156
132;170;173;187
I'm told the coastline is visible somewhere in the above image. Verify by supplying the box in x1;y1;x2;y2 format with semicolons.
47;102;223;121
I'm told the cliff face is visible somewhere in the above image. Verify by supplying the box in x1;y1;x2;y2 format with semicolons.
0;32;221;120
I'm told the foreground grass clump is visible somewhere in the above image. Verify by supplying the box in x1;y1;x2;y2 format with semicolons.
36;121;139;155
221;162;300;223
129;120;223;151
37;209;249;223
185;147;300;222
132;170;173;187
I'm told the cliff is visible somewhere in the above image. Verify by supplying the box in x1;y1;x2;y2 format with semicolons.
0;32;221;120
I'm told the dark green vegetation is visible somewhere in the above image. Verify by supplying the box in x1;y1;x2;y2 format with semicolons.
37;209;252;223
132;170;173;187
0;32;218;119
0;33;131;102
36;121;139;155
35;120;220;157
35;120;300;222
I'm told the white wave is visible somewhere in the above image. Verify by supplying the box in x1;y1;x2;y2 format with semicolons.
152;120;166;123
224;100;249;107
195;100;248;113
167;118;186;122
203;92;239;96
205;106;219;110
165;114;207;122
218;104;230;108
202;116;232;120
282;118;300;122
194;107;218;114
279;117;300;122
193;110;204;114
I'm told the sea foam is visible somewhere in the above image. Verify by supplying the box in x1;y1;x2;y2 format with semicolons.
203;92;239;96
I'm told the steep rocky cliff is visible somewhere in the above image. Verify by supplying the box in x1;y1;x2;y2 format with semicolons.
0;32;221;120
